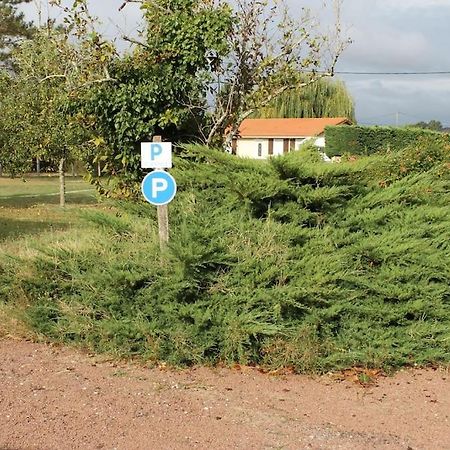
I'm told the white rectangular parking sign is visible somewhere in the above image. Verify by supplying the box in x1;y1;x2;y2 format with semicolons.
141;142;172;169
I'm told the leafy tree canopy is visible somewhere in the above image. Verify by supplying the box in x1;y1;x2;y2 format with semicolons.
0;0;348;198
0;29;88;177
408;120;448;132
253;77;355;121
79;0;233;196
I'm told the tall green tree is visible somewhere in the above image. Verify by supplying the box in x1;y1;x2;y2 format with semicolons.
0;0;33;66
79;0;233;195
0;70;32;176
0;0;116;194
0;30;83;200
253;77;355;121
0;25;111;203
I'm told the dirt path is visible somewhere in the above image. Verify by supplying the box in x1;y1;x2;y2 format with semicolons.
0;339;449;450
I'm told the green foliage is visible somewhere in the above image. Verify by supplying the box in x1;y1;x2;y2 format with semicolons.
79;0;233;194
325;124;450;156
2;141;449;372
0;71;32;175
409;120;446;132
0;29;91;176
0;0;33;66
254;78;354;121
142;0;231;71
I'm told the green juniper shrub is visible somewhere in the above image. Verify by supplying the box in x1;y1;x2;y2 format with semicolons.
1;142;449;372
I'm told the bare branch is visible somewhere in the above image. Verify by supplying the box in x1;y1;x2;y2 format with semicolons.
200;0;350;147
119;0;172;13
37;74;67;83
122;35;150;49
118;0;144;12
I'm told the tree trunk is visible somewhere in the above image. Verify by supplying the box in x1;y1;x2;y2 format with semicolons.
36;157;41;176
59;157;66;208
222;109;256;151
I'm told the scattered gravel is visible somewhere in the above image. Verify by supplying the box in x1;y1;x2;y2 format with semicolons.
1;339;449;450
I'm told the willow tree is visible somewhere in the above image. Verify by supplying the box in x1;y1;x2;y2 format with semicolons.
253;77;355;121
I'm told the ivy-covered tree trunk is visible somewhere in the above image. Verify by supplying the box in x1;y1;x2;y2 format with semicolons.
59;157;65;207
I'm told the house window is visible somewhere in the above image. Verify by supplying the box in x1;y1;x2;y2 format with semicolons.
257;143;262;157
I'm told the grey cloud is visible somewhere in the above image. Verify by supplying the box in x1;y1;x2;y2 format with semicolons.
342;26;432;71
344;75;450;125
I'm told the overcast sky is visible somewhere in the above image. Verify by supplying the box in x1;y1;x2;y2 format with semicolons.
20;0;450;127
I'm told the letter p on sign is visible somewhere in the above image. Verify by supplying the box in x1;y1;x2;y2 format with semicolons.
152;177;168;199
151;143;163;160
141;142;172;169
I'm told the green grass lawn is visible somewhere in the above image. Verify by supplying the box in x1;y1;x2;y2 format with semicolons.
0;175;98;242
0;175;96;206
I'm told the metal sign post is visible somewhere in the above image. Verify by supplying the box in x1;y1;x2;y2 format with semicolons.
141;136;176;251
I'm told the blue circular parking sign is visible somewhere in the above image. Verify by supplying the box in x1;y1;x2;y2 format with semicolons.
141;171;177;206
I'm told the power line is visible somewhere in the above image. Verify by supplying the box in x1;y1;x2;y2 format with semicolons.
335;71;450;75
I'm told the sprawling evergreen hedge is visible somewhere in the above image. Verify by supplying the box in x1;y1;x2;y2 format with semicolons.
1;142;449;372
325;125;450;156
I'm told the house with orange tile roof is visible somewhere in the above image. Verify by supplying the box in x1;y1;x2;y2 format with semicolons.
231;117;351;159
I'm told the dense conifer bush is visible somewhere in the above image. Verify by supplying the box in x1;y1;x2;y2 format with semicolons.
1;142;449;372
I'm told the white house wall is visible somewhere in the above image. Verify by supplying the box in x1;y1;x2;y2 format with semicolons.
296;138;309;149
236;139;268;159
236;137;311;159
273;139;284;156
314;137;325;148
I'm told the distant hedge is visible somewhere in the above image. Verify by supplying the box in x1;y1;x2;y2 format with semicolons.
325;125;450;156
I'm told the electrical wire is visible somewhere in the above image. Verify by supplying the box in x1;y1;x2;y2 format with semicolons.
334;71;450;75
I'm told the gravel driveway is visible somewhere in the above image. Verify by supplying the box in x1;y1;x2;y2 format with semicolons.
0;339;449;450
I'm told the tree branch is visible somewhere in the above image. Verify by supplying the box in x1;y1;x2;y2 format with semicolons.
122;35;150;49
38;74;67;83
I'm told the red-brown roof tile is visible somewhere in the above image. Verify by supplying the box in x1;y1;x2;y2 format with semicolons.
238;118;350;138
